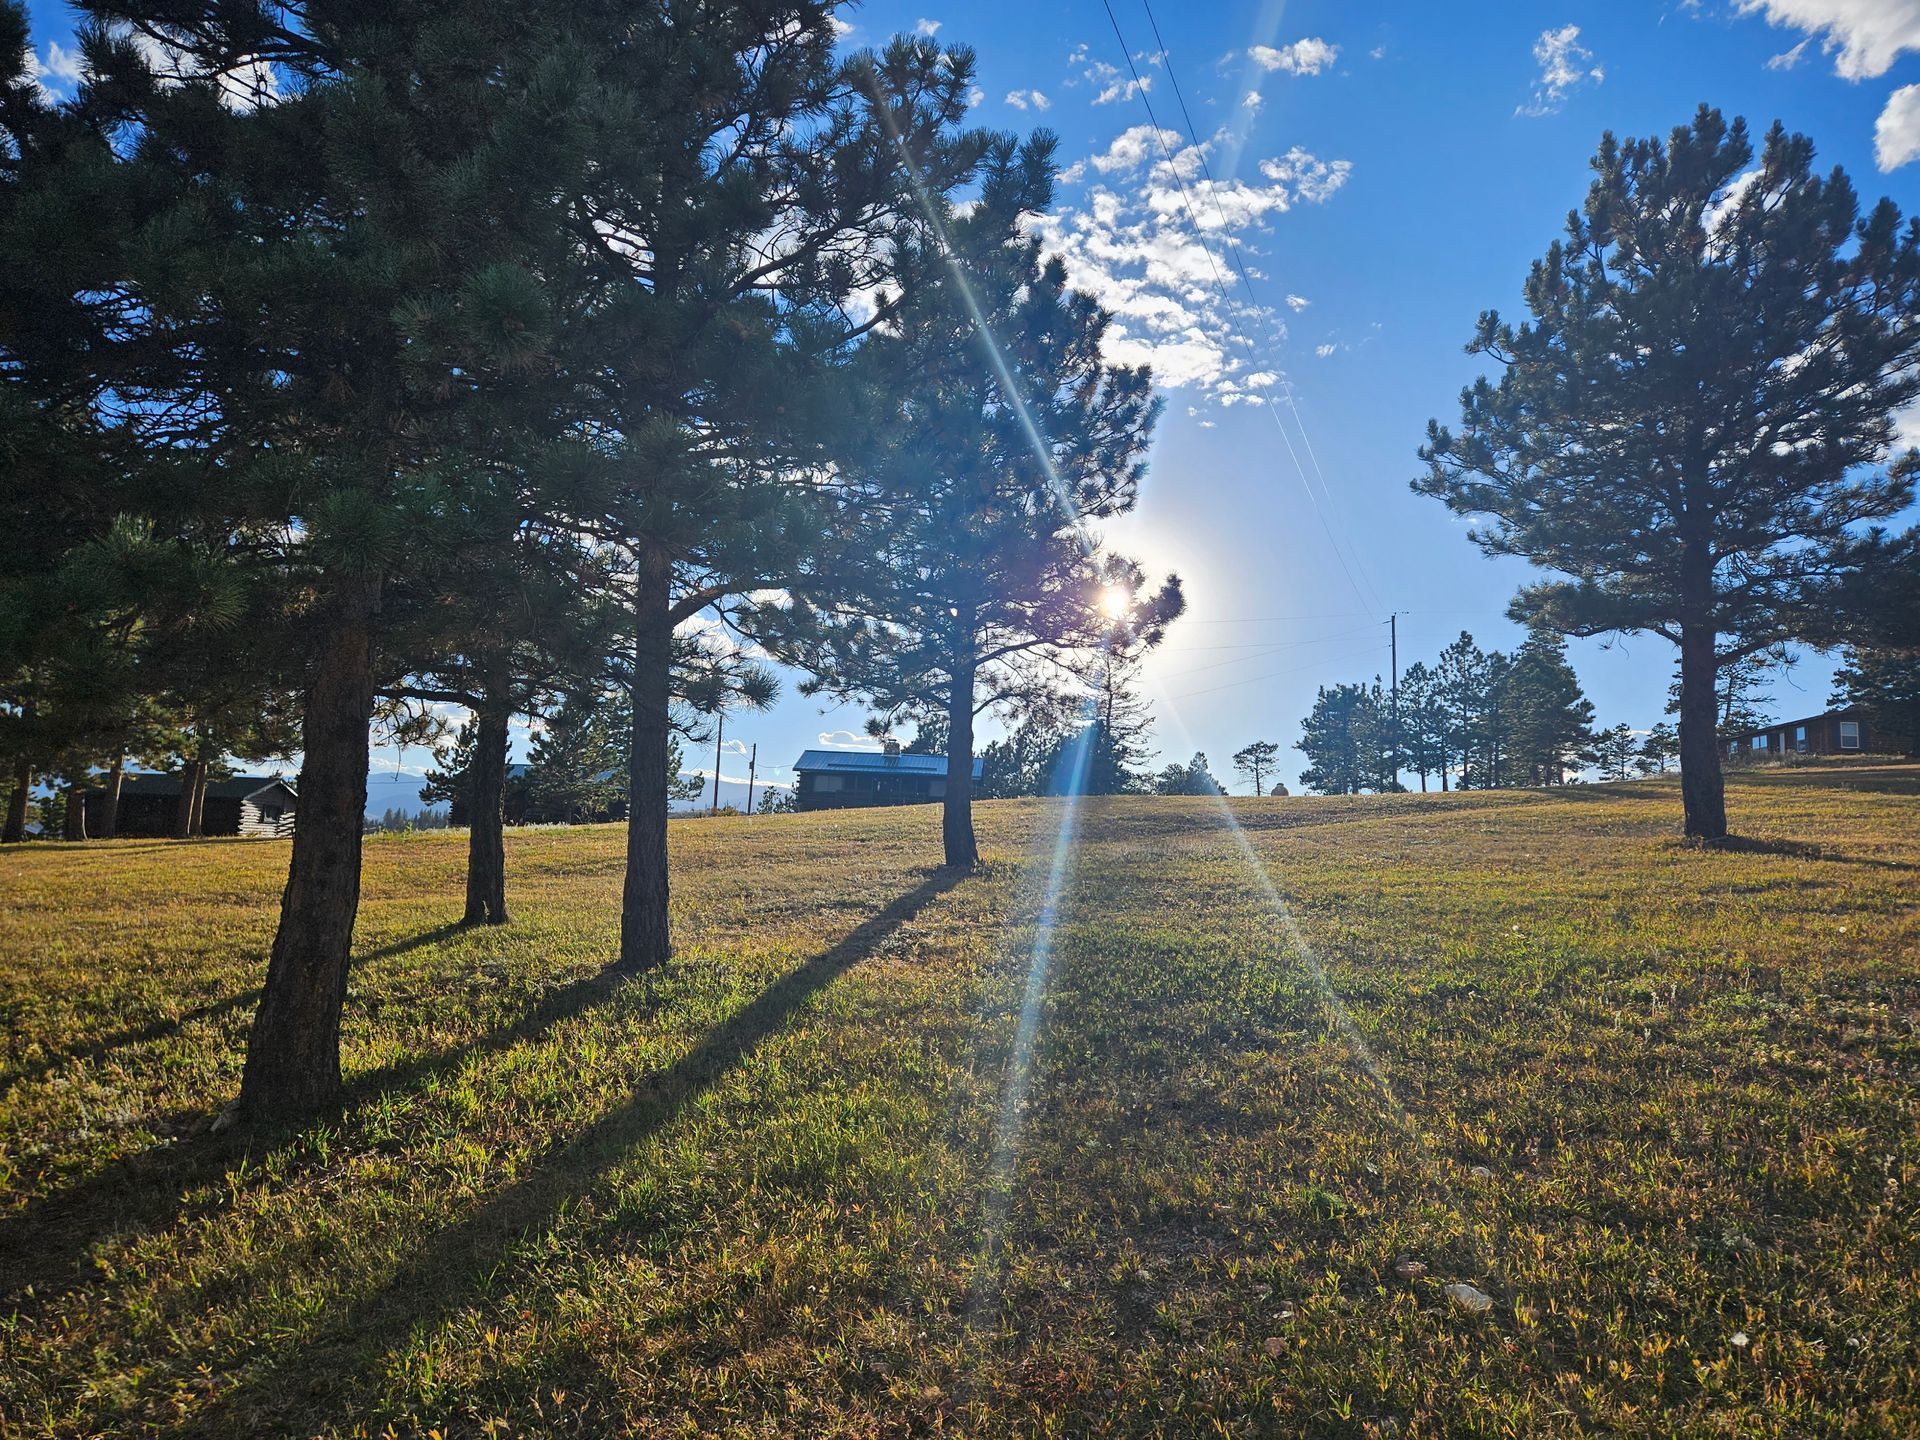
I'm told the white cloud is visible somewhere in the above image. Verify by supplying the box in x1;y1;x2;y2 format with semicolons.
1766;37;1812;68
1517;25;1603;116
967;85;985;108
1285;293;1310;311
1064;41;1151;105
1315;343;1339;357
1005;88;1051;110
1248;38;1339;75
1369;45;1387;61
1893;396;1920;450
25;40;85;98
1734;0;1920;79
817;729;882;750
1032;126;1351;399
1241;89;1264;112
1876;83;1920;169
915;17;942;37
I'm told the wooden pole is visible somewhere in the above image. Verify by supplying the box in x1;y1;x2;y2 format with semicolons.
745;743;757;816
710;710;724;815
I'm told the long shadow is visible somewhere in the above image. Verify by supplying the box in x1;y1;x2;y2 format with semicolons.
1699;834;1920;872
0;924;587;1303
179;870;962;1438
1;924;466;1096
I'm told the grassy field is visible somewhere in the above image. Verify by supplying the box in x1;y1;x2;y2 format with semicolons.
2;763;1918;1438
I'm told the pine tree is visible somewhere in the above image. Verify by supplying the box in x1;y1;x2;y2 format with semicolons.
1503;626;1595;785
1638;722;1680;775
1232;741;1280;796
1154;752;1222;797
1395;661;1450;792
1296;683;1395;795
1588;723;1640;781
532;27;983;966
765;132;1179;867
1417;107;1920;838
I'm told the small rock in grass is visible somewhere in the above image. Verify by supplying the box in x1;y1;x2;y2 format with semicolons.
1263;1336;1287;1358
1445;1282;1494;1314
1469;1164;1493;1181
1393;1257;1427;1281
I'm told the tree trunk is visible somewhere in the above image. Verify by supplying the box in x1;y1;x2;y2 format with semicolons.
3;759;28;843
618;545;673;972
237;593;377;1121
188;750;211;836
173;758;200;838
63;780;86;841
1677;621;1728;840
463;680;511;927
942;656;980;869
101;754;125;838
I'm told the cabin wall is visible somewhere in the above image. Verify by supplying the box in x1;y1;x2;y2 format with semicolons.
239;795;295;838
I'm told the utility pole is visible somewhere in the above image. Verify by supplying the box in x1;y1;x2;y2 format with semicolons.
745;743;757;816
1389;613;1400;792
710;710;724;815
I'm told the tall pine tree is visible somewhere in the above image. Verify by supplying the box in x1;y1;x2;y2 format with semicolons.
1417;108;1920;838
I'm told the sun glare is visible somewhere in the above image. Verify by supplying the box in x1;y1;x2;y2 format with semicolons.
1099;583;1131;621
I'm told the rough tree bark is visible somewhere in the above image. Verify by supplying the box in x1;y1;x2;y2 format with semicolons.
188;748;211;836
1676;537;1729;841
463;675;511;927
1676;623;1728;841
237;589;378;1121
618;545;673;972
173;758;200;839
3;759;29;843
62;780;86;840
101;754;125;838
942;656;979;869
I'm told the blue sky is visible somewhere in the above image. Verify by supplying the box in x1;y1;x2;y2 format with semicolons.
23;1;1920;804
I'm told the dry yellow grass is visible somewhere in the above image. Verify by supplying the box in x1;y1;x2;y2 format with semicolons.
2;762;1917;1437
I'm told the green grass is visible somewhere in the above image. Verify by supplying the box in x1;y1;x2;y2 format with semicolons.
3;762;1918;1437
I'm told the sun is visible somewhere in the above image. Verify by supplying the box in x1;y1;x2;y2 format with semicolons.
1099;583;1132;621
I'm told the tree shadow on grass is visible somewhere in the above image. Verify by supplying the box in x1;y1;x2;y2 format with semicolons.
1699;835;1919;872
0;924;467;1097
179;869;963;1438
0;923;599;1304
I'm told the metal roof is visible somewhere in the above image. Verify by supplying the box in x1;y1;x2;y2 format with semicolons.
793;748;982;778
116;773;296;801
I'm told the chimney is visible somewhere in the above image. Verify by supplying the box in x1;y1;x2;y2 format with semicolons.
882;737;901;761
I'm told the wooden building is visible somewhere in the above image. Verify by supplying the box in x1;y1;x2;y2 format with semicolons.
1722;706;1910;760
92;774;297;838
791;746;982;811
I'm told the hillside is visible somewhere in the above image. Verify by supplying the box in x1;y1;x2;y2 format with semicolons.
2;764;1918;1437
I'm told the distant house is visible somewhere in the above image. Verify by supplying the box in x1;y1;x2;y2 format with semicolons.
792;744;982;811
94;774;297;838
1722;706;1909;760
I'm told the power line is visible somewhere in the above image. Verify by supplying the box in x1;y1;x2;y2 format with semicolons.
1094;0;1382;617
1162;641;1391;703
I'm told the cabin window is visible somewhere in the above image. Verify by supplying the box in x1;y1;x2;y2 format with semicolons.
1839;720;1861;750
1750;735;1768;751
1793;725;1807;753
929;780;945;797
812;774;841;793
262;805;283;825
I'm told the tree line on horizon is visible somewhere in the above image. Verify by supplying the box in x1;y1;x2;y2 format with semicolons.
0;0;1181;1124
